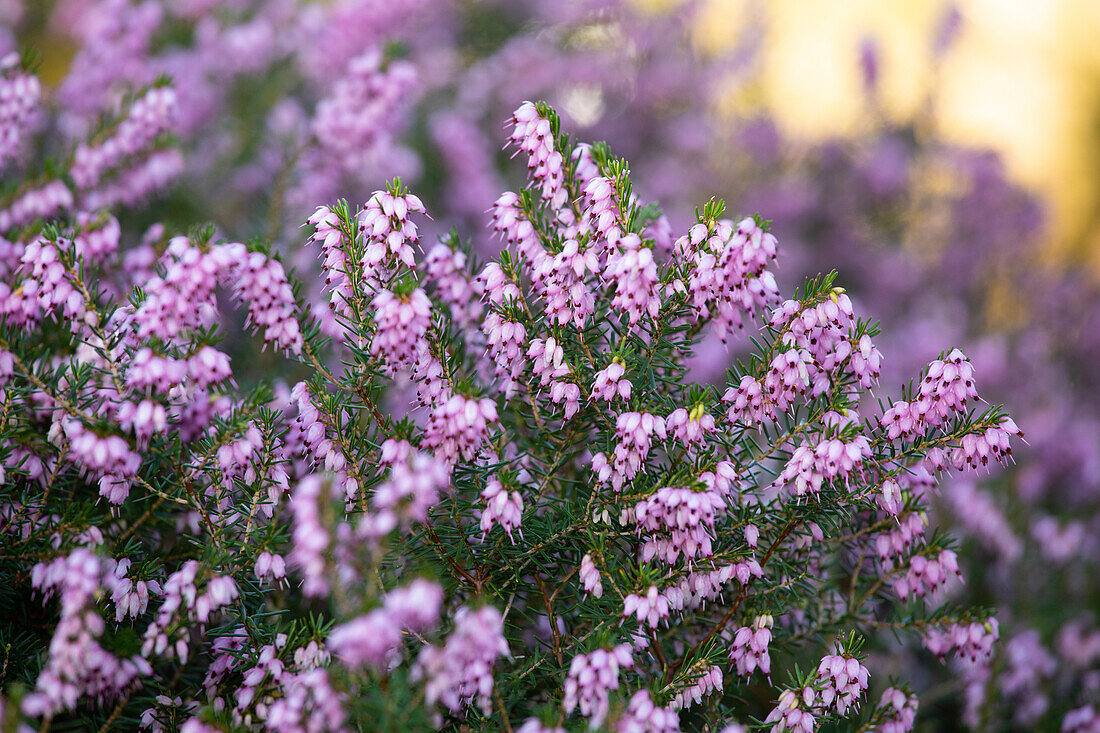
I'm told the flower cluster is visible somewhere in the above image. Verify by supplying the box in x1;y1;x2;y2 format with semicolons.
730;615;774;678
0;53;40;167
414;606;510;716
923;618;1001;662
563;644;634;727
816;652;870;714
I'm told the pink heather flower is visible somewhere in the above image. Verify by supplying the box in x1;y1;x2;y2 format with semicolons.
527;337;582;418
772;435;871;499
16;236;76;319
592;412;667;492
477;261;521;305
372;449;450;525
71;86;177;191
140;562;234;664
254;551;287;585
480;476;524;542
682;216;780;340
360;188;429;256
592;360;632;402
666;560;762;612
307;204;354;318
358;187;427;272
922;617;999;662
425;241;482;328
633;484;727;565
232;635;289;714
127;237;220;342
1061;704;1100;733
534;245;595;330
849;333;883;388
583;175;621;242
194;576;238;624
312;48;416;170
666;405;716;450
607;243;661;326
764;348;813;411
201;630;247;701
61;419;141;504
616;690;680;733
108;558;159;622
745;524;760;548
215;423;264;491
764;688;818;733
489;191;540;257
0;180;73;231
115;398;168;448
557;237;600;280
881;400;920;441
770;290;880;392
816;652;870;715
951;417;1024;472
579;553;603;598
73;211;121;261
370;287;431;373
878;478;904;515
422;393;498;465
412;346;451;409
883;349;981;441
563;645;633;727
23;550;151;718
413;605;510;716
187;345;232;389
0;54;41;168
875;687;918;733
622;585;671;628
507;101;566;210
327;580;445;670
730;615;773;678
383;579;444;632
478;263;526;396
264;669;347;733
529;337;570;387
723;376;772;426
919;349;979;421
875;512;927;560
291;382;356;502
483;309;527;398
213;244;303;355
891;549;960;603
670;663;724;710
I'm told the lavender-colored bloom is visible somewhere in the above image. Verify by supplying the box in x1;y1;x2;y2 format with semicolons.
414;604;510;716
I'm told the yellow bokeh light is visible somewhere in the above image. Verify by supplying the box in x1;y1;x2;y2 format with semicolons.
684;0;1100;267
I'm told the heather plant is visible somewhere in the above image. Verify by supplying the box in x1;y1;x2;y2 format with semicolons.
4;0;1100;728
0;89;1025;732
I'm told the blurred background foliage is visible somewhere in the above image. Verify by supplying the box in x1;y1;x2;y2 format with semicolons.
689;0;1100;272
21;0;1100;274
